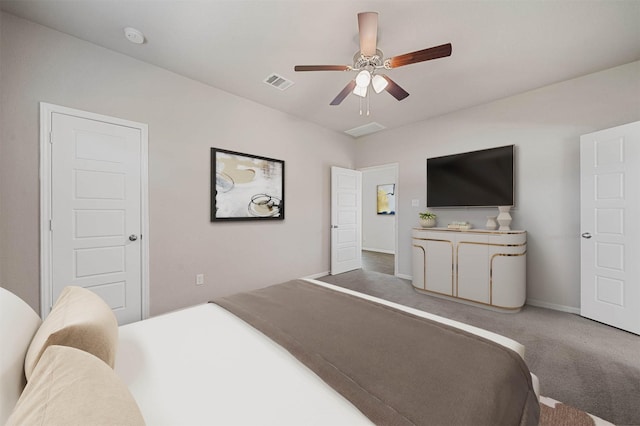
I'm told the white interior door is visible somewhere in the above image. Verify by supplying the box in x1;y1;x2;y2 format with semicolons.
331;167;362;275
580;121;640;335
42;105;148;325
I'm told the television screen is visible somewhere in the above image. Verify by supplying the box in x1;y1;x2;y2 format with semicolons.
427;145;514;207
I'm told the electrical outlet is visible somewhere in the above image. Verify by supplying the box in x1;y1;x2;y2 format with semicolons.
412;199;420;207
196;274;204;286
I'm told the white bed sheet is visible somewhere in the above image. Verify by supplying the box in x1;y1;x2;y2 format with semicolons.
115;279;536;425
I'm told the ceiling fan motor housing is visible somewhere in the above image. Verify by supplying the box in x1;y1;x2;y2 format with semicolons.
353;49;385;71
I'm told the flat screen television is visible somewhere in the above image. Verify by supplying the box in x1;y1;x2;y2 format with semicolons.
427;145;514;207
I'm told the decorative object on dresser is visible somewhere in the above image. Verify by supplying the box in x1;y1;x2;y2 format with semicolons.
497;206;513;230
447;221;472;230
412;227;527;312
418;211;437;228
486;216;498;230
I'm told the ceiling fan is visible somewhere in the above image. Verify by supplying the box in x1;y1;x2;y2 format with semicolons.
294;12;452;110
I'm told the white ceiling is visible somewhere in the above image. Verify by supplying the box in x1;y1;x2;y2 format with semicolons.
2;1;640;137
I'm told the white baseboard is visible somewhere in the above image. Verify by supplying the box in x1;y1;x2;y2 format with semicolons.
396;273;412;280
303;271;330;280
362;248;395;255
526;298;580;314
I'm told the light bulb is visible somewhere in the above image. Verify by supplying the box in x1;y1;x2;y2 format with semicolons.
372;74;389;94
355;70;371;88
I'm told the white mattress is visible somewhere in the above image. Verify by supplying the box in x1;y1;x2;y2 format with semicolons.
115;279;535;425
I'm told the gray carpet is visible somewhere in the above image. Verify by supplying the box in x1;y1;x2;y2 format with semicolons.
318;269;640;426
362;250;394;275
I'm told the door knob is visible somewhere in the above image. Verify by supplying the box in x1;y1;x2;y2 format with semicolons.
129;234;138;241
581;232;592;239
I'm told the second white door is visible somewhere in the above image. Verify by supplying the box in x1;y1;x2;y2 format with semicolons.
580;121;640;335
331;167;362;275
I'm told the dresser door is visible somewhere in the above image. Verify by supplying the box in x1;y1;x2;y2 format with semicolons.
456;234;489;303
425;235;454;296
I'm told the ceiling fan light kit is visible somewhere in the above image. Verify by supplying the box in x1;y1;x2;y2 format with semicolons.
294;11;452;114
355;70;371;88
353;84;368;98
372;74;388;94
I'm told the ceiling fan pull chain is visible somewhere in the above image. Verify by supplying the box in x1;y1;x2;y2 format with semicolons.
367;92;371;116
359;97;363;115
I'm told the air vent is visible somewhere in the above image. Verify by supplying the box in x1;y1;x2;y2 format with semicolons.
344;122;387;138
263;73;294;91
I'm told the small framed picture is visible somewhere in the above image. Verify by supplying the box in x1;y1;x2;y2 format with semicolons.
377;183;395;215
211;148;284;221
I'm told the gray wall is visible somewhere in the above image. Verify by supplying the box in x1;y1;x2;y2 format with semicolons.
355;61;640;311
2;11;639;316
0;13;355;315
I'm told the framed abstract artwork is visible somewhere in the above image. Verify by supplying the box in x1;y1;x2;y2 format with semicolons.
377;183;395;215
211;148;284;221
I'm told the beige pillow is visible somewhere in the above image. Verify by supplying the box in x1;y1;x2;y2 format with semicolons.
0;287;42;425
7;345;145;426
24;286;118;380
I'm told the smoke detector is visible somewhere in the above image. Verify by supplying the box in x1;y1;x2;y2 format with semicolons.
124;27;145;44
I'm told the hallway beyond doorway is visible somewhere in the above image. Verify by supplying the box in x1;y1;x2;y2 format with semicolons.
362;250;394;275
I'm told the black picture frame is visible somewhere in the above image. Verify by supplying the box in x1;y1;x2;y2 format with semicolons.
211;148;285;221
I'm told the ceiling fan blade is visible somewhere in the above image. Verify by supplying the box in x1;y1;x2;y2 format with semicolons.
358;12;378;57
387;43;452;68
294;65;350;72
381;75;410;101
330;80;357;105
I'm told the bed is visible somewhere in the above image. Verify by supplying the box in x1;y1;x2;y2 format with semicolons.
2;278;540;425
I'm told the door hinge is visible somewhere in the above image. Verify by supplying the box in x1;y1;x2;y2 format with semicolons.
49;132;53;144
49;219;53;231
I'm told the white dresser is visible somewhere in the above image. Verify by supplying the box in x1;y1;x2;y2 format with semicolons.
411;228;527;312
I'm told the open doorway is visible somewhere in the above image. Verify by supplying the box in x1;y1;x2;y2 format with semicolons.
360;164;398;276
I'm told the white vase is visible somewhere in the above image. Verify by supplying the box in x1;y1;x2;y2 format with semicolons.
496;206;512;231
485;216;498;230
419;218;436;228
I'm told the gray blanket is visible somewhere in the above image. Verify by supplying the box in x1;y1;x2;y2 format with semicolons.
213;279;539;426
